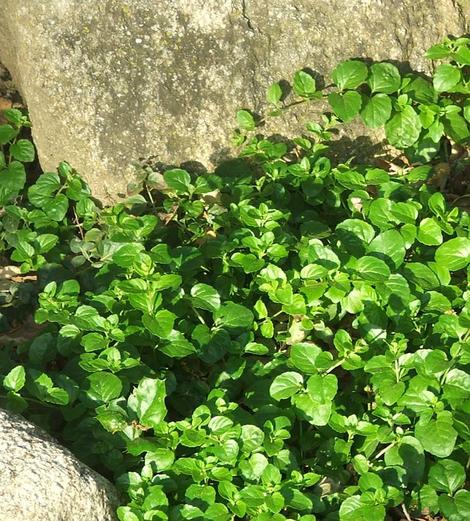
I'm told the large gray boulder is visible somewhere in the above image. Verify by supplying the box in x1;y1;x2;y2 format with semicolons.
0;0;468;202
0;408;119;521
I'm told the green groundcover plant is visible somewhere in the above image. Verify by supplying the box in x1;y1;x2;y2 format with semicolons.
0;37;469;521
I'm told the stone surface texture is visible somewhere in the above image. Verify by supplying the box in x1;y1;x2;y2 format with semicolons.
0;408;119;521
0;0;468;201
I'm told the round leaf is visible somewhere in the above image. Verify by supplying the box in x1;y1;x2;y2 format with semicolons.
270;372;303;400
44;194;69;221
355;256;391;282
328;91;362;122
163;169;192;194
127;377;167;428
0;124;17;145
417;218;443;246
215;302;254;330
290;343;323;374
267;82;282;104
435;237;470;271
236;110;256;131
428;459;466;495
360;93;392;128
385;106;422;148
433;63;461;92
367;229;406;268
191;283;221;312
293;70;316;97
3;365;26;392
332;60;368;90
415;417;457;458
368;62;401;94
86;372;123;402
10;139;35;162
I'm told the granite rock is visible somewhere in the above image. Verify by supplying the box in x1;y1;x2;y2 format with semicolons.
0;408;119;521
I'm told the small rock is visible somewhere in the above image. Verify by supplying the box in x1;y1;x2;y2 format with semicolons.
0;408;119;521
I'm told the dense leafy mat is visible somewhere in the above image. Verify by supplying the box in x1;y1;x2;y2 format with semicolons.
0;37;469;521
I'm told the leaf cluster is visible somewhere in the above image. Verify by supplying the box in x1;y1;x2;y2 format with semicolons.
237;36;470;165
0;38;469;521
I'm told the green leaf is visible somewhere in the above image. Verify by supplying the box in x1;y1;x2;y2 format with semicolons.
270;372;303;400
435;237;470;271
231;252;265;273
360;94;392;128
415;415;457;457
404;75;437;104
142;309;176;339
385;106;422;148
332;60;368;90
443;368;470;405
205;503;231;521
439;490;470;521
29;333;56;367
127;377;167;429
336;218;375;255
2;108;24;126
35;234;59;253
428;459;466;495
443;113;470;143
281;486;313;511
191;283;221;312
240;485;265;507
368;62;401;94
355;256;391;282
417;218;443;246
241;425;265;452
236;110;256;131
267;82;282;105
214;302;254;330
86;372;123;402
3;365;26;392
160;331;196;358
464;100;470;123
391;202;418;225
28;173;61;206
367;229;406;268
113;244;143;268
403;263;440;290
96;411;128;433
142;487;168;510
384;436;425;484
293;70;316;98
359;472;383;492
244;342;269;355
0;161;26;204
146;448;175;471
290;343;323;374
10;139;35;162
240;453;269;480
44;194;69;221
339;496;385;521
163;168;192;194
117;506;144;521
0;124;17;145
425;43;450;60
455;44;470;65
294;374;337;426
328;91;362;122
433;64;461;92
